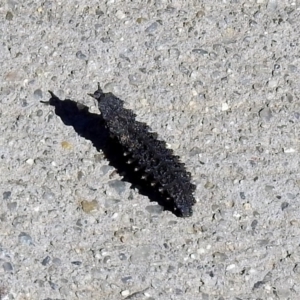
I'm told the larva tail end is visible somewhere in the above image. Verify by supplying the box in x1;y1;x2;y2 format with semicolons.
178;205;193;218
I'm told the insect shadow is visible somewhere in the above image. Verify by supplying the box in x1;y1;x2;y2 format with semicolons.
42;91;179;216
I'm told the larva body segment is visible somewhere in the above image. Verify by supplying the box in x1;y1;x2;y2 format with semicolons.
89;84;196;217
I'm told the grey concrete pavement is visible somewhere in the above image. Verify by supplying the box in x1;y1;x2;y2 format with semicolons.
1;1;300;299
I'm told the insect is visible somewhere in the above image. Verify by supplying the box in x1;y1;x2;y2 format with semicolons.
89;84;196;217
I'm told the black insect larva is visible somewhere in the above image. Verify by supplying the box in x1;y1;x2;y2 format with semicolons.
89;84;196;217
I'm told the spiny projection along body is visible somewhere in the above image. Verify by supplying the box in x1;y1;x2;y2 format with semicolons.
89;84;196;217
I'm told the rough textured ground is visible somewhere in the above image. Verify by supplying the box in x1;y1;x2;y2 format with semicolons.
1;1;300;299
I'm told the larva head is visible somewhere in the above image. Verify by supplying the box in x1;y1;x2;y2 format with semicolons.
88;83;104;101
88;83;124;121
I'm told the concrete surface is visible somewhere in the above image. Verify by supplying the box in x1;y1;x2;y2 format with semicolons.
1;0;300;299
